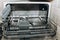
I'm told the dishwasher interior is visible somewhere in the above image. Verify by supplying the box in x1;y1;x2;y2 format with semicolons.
2;3;57;40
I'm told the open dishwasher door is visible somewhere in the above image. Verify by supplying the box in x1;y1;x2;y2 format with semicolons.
2;2;57;40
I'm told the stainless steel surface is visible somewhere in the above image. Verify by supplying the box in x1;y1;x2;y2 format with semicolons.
0;0;60;40
2;3;57;40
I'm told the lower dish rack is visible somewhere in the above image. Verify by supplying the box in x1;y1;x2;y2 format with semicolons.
4;24;56;39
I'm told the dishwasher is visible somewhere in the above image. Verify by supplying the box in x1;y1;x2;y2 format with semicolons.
2;2;57;40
